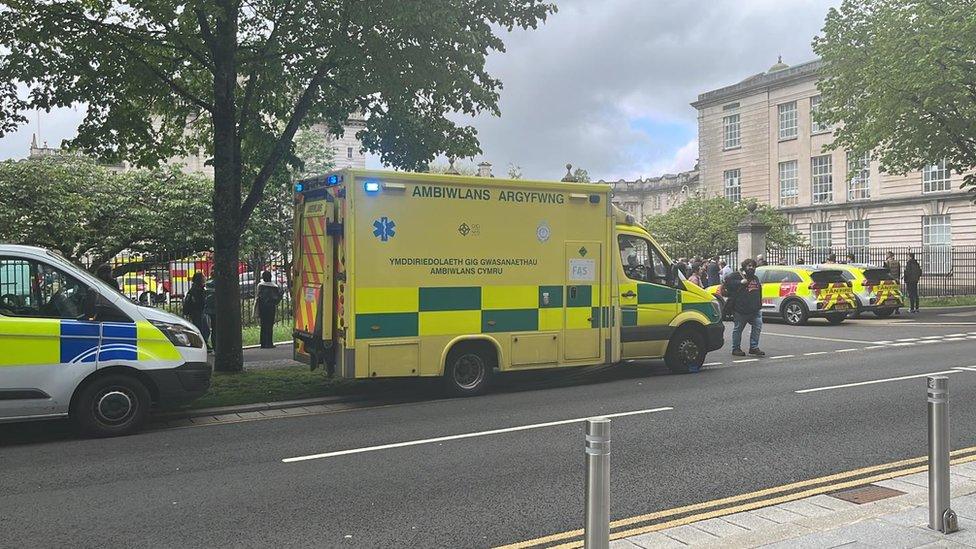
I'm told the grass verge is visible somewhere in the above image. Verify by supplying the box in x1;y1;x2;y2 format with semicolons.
189;366;361;409
919;295;976;307
241;323;293;347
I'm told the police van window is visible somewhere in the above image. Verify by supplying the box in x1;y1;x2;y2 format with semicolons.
618;235;668;284
0;257;90;319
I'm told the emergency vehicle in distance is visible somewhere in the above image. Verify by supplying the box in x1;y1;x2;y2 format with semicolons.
291;169;724;395
0;245;211;436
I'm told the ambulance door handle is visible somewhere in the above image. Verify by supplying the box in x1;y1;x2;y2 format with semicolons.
621;290;636;298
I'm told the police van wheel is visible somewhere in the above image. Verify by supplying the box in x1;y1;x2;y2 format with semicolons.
665;329;705;374
444;344;493;397
71;374;151;437
782;300;808;326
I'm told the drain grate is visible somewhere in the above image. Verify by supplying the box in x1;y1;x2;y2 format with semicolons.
829;484;906;504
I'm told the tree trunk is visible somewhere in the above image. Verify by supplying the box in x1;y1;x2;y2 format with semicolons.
211;1;243;373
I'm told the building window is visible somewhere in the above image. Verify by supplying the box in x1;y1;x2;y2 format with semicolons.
811;155;833;204
923;215;952;274
778;160;798;206
846;219;869;249
622;202;639;214
347;147;354;159
652;195;662;210
847;151;871;201
723;114;740;149
810;95;827;134
724;169;741;203
922;160;951;193
778;101;798;140
810;222;831;249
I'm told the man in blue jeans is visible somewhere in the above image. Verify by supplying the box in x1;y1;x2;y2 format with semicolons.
723;258;765;357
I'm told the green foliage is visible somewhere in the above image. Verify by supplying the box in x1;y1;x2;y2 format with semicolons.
427;161;479;176
813;0;976;190
0;156;211;266
507;163;523;180
644;197;805;257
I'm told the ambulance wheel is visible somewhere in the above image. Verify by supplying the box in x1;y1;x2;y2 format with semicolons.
71;374;151;437
781;300;808;326
874;307;895;318
444;343;493;397
665;328;705;374
826;313;847;325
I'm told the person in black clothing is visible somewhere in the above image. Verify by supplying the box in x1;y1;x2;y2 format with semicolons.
95;264;119;291
904;252;922;312
706;256;721;287
255;271;282;349
183;272;209;344
724;258;764;357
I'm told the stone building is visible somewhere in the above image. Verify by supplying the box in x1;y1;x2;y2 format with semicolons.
692;58;976;263
604;168;702;222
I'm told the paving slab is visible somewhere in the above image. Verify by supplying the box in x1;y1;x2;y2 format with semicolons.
659;525;720;545
692;517;750;538
827;518;943;549
750;505;806;524
626;531;689;549
721;510;780;531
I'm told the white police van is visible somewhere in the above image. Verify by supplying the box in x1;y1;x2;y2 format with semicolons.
0;245;211;436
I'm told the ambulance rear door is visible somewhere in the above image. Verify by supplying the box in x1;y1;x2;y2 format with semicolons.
293;192;335;360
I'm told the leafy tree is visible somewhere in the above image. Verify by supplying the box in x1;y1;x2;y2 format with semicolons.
0;156;212;266
644;196;804;257
813;0;976;189
572;167;590;183
427;161;478;176
0;0;555;371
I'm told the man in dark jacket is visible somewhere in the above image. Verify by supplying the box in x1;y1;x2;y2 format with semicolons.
706;256;721;287
724;258;764;357
183;272;209;344
904;252;922;312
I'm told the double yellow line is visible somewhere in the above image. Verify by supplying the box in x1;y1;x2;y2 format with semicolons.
496;445;976;549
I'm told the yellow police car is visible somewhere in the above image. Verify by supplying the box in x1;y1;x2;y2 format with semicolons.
825;264;903;317
708;265;857;326
0;245;211;437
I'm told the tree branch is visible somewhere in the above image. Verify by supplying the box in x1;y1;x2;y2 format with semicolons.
114;40;215;112
238;0;294;137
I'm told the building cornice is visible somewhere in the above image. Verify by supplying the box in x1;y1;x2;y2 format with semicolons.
779;191;972;215
692;59;823;110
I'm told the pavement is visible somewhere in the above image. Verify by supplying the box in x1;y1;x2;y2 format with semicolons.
2;306;976;548
614;459;976;549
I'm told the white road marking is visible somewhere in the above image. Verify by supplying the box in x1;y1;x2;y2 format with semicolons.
835;348;859;352
733;359;759;363
863;345;886;350
954;367;976;372
764;332;877;345
945;338;967;342
771;355;794;359
891;342;915;347
795;370;964;394
916;340;938;345
896;338;919;342
874;341;893;344
804;351;829;356
281;407;674;463
946;333;967;337
704;362;722;367
920;335;944;340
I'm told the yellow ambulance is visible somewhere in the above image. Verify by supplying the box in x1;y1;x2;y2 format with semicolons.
291;169;724;395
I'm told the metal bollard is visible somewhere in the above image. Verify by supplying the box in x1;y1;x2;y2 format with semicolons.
927;376;958;533
585;417;611;549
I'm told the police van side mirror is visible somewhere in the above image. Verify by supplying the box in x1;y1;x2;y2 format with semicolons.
84;287;98;320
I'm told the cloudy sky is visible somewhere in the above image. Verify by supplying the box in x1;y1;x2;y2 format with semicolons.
0;0;840;181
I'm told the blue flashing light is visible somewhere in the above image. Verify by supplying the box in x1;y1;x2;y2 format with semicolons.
327;174;341;186
364;181;381;193
294;182;305;193
589;194;601;204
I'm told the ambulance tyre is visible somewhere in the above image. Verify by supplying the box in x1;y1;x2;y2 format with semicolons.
665;328;706;374
71;373;151;437
443;342;494;397
826;313;847;325
781;299;808;326
874;307;895;318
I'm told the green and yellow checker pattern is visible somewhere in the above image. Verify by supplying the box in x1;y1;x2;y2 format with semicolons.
353;285;608;340
619;282;721;328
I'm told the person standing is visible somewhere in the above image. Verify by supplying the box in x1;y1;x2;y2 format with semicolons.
904;252;922;313
724;258;764;357
255;271;282;349
884;251;901;282
95;264;120;291
706;256;721;287
845;253;856;264
203;278;216;351
183;272;210;344
687;267;702;287
719;260;732;280
825;253;837;264
756;254;768;267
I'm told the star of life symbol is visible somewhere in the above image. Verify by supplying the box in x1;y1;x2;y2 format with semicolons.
373;217;396;241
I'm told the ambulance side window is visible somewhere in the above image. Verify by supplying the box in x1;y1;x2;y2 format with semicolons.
0;257;90;319
618;235;668;284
